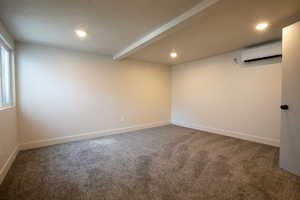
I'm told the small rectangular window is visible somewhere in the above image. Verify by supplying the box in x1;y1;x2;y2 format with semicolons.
0;42;14;108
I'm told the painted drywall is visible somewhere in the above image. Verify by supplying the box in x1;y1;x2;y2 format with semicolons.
0;108;18;184
16;43;171;148
171;51;282;146
0;22;18;184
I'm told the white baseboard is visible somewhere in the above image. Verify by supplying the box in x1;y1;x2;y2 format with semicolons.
0;146;19;185
20;121;170;150
172;121;280;147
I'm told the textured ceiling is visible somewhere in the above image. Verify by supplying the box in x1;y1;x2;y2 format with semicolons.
129;0;300;65
0;0;203;56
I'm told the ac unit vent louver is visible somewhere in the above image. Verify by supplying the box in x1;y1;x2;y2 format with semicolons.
241;41;282;63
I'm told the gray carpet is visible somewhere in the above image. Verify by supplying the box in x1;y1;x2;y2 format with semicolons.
1;125;300;200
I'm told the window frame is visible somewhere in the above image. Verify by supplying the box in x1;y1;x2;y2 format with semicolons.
0;40;15;111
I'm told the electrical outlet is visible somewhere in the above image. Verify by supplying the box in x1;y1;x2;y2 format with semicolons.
120;116;125;122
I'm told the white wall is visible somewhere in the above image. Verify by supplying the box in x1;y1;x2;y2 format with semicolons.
0;109;18;182
0;21;18;184
171;51;282;146
16;43;171;149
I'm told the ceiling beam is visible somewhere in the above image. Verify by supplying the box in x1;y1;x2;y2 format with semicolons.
113;0;221;60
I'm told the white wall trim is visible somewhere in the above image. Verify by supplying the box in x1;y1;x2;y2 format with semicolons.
20;121;170;150
172;120;280;147
0;146;19;185
0;21;15;50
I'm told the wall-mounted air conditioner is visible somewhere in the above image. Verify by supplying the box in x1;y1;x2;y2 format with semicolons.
241;41;282;63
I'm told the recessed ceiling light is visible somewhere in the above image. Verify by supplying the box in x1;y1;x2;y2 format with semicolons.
75;29;87;38
255;23;269;31
170;52;177;58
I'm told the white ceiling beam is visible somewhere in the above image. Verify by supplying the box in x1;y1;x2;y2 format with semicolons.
113;0;221;60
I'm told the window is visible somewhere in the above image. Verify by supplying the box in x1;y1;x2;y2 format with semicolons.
0;42;14;108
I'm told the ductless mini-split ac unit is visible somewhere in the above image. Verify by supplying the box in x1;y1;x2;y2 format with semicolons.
241;41;282;63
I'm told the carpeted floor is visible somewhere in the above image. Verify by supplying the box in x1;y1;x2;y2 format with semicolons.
1;125;300;200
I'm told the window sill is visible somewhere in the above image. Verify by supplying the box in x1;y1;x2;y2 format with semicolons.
0;105;15;111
